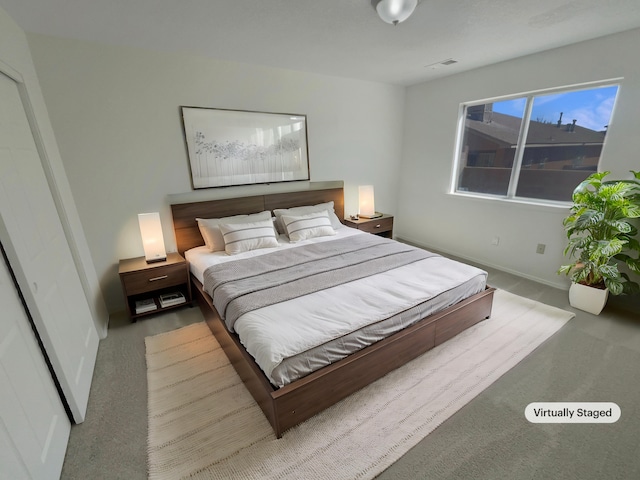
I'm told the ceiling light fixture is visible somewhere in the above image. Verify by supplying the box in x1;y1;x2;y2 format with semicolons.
371;0;418;26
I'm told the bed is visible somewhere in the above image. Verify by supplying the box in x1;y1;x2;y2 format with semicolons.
171;185;495;437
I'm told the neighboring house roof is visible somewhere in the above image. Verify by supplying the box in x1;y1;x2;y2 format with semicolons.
467;111;606;147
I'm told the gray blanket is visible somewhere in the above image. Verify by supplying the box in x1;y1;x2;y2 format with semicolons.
203;234;437;331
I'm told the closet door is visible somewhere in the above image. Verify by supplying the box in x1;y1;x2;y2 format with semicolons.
0;247;70;479
0;71;98;423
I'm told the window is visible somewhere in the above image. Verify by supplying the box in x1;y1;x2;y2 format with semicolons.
453;83;620;203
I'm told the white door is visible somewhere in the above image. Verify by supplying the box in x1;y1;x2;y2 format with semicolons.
0;71;98;422
0;246;70;480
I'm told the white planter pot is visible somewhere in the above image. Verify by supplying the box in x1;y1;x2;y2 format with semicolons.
569;282;609;315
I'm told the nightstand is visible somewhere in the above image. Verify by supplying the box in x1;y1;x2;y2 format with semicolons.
118;252;192;321
343;214;394;238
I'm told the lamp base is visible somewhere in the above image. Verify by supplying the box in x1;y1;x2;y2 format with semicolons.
145;256;167;264
358;212;383;219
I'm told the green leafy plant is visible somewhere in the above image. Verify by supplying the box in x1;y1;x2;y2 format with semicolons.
558;171;640;295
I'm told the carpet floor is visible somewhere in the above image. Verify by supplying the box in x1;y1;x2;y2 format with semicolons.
146;289;574;479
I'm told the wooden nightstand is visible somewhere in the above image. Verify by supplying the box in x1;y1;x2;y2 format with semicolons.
343;214;394;238
118;252;192;321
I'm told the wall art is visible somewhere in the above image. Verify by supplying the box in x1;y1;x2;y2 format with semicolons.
181;107;310;189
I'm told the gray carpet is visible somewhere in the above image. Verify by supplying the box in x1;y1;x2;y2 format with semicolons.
60;262;640;480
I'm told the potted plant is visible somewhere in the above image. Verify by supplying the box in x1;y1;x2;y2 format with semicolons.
558;170;640;314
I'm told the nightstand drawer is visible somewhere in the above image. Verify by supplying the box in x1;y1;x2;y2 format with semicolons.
357;217;393;234
121;263;187;296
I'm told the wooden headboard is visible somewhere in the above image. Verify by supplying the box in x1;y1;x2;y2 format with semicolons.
171;187;344;255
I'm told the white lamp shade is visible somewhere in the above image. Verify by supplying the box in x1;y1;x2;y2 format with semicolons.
358;185;376;218
373;0;418;25
138;212;166;263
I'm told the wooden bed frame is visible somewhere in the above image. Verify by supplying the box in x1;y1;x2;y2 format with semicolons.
171;186;495;438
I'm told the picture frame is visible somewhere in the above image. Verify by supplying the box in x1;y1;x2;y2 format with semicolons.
181;106;310;189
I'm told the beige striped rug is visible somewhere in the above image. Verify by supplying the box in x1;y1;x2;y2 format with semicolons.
146;289;574;479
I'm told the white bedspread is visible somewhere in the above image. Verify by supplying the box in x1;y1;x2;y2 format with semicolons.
186;228;487;387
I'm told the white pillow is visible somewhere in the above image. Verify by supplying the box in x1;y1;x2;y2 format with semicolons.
196;211;271;252
273;201;342;235
281;211;336;243
218;219;279;255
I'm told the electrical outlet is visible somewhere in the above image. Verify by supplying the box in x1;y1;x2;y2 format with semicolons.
491;236;500;246
536;243;546;254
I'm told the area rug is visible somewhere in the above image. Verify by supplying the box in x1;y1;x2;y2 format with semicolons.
146;289;574;480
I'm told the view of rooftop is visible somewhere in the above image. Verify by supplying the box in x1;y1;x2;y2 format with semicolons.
456;85;619;201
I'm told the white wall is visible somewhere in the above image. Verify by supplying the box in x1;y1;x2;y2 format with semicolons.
28;23;639;313
26;35;406;313
0;7;109;337
397;28;640;289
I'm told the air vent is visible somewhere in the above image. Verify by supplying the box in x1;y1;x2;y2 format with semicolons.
424;58;458;69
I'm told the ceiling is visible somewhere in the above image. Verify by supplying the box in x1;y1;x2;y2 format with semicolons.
2;0;640;86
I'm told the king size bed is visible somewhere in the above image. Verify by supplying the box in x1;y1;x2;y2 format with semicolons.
171;185;495;437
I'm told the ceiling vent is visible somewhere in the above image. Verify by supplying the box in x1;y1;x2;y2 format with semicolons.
424;58;458;69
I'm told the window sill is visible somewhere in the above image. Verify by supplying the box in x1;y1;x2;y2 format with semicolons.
447;191;571;212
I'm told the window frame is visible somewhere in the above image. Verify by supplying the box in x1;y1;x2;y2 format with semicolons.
450;79;622;207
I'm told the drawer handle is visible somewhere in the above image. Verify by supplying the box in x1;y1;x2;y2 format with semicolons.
149;275;168;282
375;224;381;228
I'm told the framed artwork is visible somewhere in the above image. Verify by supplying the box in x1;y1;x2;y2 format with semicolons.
181;107;310;189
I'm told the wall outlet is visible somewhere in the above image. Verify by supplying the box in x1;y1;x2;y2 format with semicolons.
491;236;500;246
536;243;546;254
